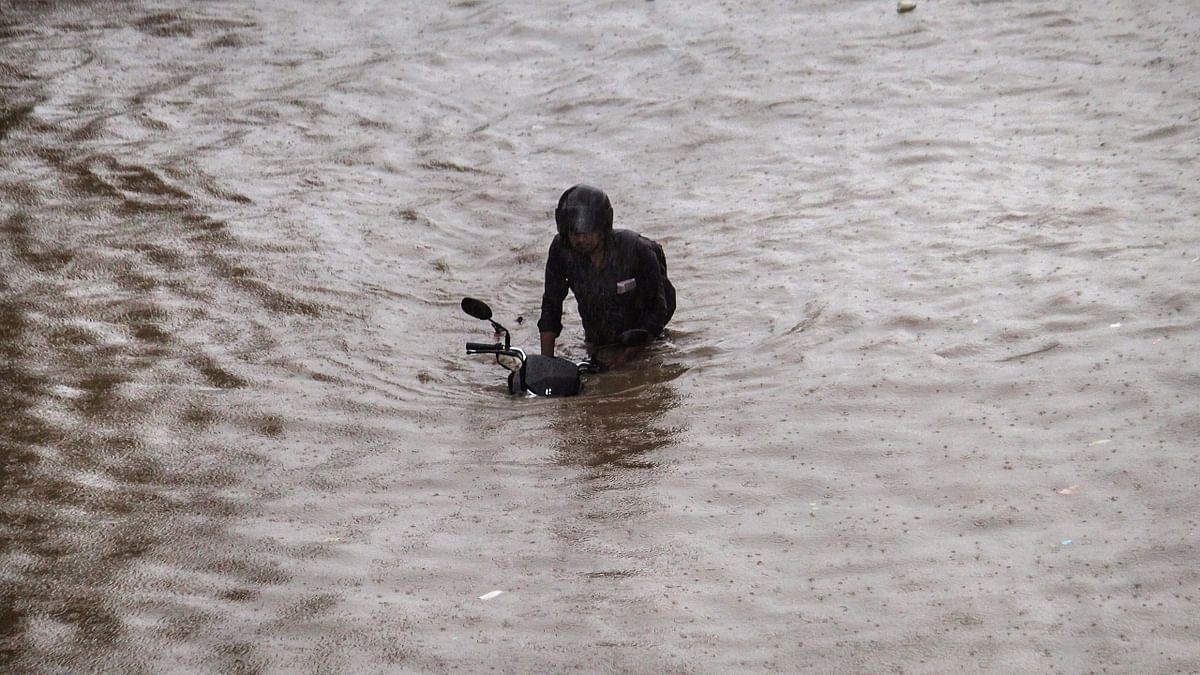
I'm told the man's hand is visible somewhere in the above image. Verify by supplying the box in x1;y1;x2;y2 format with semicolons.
540;331;557;357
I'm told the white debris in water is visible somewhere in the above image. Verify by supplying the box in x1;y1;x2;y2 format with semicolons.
479;590;504;601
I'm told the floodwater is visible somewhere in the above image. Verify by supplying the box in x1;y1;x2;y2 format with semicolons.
2;0;1198;671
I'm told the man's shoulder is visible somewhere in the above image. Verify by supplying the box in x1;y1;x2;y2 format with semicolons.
612;228;665;258
611;229;655;249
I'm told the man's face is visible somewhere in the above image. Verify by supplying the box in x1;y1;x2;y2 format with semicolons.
569;230;602;254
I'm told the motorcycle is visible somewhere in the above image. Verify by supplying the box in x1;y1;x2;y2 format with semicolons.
461;297;648;397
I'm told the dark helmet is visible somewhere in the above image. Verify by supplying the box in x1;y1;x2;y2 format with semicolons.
555;184;613;239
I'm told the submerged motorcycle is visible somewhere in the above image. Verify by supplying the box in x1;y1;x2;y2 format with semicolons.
461;297;647;397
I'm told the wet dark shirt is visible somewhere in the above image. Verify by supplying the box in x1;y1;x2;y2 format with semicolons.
538;229;673;346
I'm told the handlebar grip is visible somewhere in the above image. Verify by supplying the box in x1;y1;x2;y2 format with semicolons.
466;342;502;352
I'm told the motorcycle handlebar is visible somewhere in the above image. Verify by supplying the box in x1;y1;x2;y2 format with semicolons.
466;342;502;352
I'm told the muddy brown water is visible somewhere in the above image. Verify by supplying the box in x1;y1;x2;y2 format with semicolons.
2;0;1198;672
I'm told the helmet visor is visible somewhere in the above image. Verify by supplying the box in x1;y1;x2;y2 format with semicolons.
561;207;602;234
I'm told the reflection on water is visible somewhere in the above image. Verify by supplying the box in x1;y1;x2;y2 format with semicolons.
551;361;687;470
537;358;689;588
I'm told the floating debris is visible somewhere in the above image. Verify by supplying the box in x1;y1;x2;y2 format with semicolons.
997;341;1061;362
1056;485;1081;495
479;590;504;601
1089;439;1112;446
897;0;917;12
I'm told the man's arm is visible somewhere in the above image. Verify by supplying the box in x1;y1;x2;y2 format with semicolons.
540;331;557;357
536;237;569;356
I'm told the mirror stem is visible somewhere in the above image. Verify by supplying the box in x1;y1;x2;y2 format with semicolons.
490;320;510;349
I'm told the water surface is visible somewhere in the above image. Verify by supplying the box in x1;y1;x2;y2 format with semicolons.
2;0;1198;671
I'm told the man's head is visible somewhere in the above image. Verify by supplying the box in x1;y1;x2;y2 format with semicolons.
555;184;613;251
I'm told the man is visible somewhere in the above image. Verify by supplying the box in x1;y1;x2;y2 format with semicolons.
537;184;675;367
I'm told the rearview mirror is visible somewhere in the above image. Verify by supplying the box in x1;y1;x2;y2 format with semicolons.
461;297;492;321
